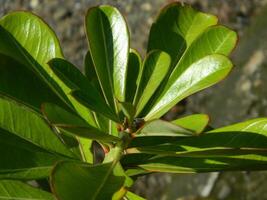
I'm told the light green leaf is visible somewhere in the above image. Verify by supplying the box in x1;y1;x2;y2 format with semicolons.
125;191;146;200
0;129;69;180
145;54;233;120
124;118;267;172
148;2;218;65
172;114;210;134
0;180;55;200
51;161;125;200
125;49;142;103
135;119;193;137
85;5;129;108
0;11;95;126
134;50;171;116
0;95;73;157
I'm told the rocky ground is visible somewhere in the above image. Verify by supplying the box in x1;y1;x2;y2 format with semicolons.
1;0;267;199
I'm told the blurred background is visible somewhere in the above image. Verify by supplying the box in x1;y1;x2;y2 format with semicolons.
1;0;267;199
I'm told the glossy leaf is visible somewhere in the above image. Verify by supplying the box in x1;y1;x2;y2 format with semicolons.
59;126;121;143
134;50;171;116
0;129;69;179
125;118;267;172
51;161;125;200
172;114;210;134
145;54;233;120
125;191;146;200
42;103;120;143
125;49;142;103
72;89;119;122
0;180;55;200
135;119;192;137
144;10;237;119
86;5;129;107
0;54;64;112
0;95;73;157
148;2;218;65
49;58;112;117
0;11;95;126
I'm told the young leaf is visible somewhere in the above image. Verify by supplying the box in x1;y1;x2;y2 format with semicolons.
0;129;69;180
134;50;171;116
148;2;218;65
172;114;210;134
85;5;130;107
125;49;142;103
0;11;96;126
145;54;233;120
125;191;146;200
0;95;73;157
0;180;55;200
119;101;136;123
51;161;125;200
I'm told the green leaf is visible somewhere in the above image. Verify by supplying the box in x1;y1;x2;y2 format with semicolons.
0;180;55;200
0;129;69;179
58;126;121;143
125;49;142;103
135;119;194;137
0;95;73;157
71;90;120;122
119;102;136;123
0;11;96;126
49;58;117;121
51;161;125;200
125;118;267;172
148;2;218;65
125;191;146;200
172;114;210;134
0;54;64;112
145;54;233;120
134;50;171;116
42;103;120;143
144;11;237;119
85;5;130;107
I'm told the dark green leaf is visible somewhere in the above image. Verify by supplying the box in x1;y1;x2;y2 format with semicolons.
0;129;69;179
125;118;267;172
0;54;64;112
59;126;121;143
71;90;120;122
86;5;130;108
51;161;125;200
0;180;55;199
125;49;142;103
148;2;218;65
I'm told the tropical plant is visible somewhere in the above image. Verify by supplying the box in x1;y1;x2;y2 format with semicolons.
0;2;266;200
